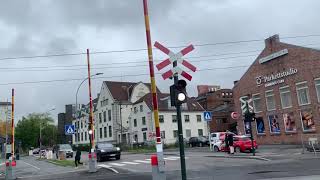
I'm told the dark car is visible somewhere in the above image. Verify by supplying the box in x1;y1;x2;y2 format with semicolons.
54;144;73;159
188;136;209;147
95;143;121;162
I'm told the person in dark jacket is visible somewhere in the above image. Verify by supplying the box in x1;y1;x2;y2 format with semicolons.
75;147;83;168
224;132;229;153
228;133;234;154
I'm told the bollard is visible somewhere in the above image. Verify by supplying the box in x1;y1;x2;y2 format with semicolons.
5;160;16;180
88;152;97;173
151;155;166;180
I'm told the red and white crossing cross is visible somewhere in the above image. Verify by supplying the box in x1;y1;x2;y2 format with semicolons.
154;41;197;81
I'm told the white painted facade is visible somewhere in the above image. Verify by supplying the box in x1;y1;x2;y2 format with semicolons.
129;101;207;144
0;103;11;123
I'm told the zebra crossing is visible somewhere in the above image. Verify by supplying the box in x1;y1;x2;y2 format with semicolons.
98;156;184;168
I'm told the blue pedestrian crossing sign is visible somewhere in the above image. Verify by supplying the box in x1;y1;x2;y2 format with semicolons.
203;111;212;121
65;125;75;135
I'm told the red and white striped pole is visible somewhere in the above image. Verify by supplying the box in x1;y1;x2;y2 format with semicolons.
142;0;166;178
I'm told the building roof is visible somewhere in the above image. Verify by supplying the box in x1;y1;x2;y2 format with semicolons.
211;103;234;113
104;81;161;103
134;93;204;112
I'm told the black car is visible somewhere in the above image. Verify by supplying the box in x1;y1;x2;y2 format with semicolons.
188;136;209;147
96;143;121;162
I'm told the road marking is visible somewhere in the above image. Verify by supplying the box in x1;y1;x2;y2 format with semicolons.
108;162;126;167
134;160;150;164
121;161;140;165
0;163;4;166
21;161;41;170
98;164;119;174
145;158;151;161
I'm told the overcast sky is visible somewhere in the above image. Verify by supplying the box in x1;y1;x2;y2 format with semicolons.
0;0;320;122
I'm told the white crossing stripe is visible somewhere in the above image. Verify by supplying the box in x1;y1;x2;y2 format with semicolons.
98;164;111;168
121;161;140;165
108;162;126;167
134;160;150;164
145;158;151;161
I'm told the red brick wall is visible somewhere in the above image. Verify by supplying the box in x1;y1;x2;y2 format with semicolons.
233;36;320;144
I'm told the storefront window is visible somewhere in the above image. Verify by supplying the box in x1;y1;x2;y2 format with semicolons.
265;90;276;111
283;112;296;133
268;114;280;133
300;109;316;132
255;117;265;134
315;78;320;102
296;82;310;106
244;120;250;135
252;94;262;113
279;86;292;109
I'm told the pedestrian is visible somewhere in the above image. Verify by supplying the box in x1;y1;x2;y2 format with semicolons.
224;131;229;153
228;133;234;154
75;146;83;168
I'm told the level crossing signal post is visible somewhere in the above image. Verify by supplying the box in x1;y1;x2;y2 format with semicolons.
241;95;256;156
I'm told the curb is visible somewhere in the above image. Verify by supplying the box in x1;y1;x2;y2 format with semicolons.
205;155;271;161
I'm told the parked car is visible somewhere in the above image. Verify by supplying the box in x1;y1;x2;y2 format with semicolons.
220;135;258;153
188;136;209;147
95;143;121;162
211;132;236;152
32;148;40;154
175;138;189;146
54;144;73;158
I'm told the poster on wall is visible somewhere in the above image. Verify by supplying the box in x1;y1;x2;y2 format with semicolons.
283;112;297;133
268;114;281;133
244;121;251;135
255;117;265;134
300;109;316;132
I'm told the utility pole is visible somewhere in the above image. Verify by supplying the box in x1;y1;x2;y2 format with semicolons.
244;100;255;156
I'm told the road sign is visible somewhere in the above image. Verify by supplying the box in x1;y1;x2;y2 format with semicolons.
65;125;75;135
231;112;240;119
240;97;253;114
203;111;212;121
154;41;196;81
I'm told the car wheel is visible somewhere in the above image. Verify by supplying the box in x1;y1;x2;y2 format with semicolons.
116;155;121;160
235;147;241;153
199;143;203;147
214;146;219;152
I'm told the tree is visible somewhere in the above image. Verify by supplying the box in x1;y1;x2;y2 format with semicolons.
15;113;57;150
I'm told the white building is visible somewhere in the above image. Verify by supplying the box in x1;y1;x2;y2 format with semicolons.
0;102;11;123
72;81;207;145
129;93;207;144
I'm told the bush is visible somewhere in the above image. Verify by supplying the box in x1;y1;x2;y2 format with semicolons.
72;144;91;152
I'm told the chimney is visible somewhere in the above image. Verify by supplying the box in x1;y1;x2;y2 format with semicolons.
265;34;280;50
233;80;239;85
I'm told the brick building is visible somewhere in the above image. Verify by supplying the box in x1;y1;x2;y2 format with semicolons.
233;34;320;144
196;86;236;133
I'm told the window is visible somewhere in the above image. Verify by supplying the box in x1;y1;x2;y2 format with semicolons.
184;115;190;122
140;105;143;112
143;132;147;141
142;117;146;125
85;132;87;141
161;131;165;139
198;129;203;136
159;115;164;123
100;128;102;139
134;107;137;113
173;130;178;138
103;111;107;122
186;129;191;138
296;82;310;105
197;115;201;122
252;94;262;113
134;119;137;127
77;133;80;141
99;113;102;123
104;127;107;138
108;110;111;121
81;132;83;141
280;86;292;109
315;79;320;102
172;115;177;123
81;121;83;128
108;126;112;137
265;90;276;111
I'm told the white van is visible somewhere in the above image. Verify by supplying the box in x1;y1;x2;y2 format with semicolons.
210;132;235;152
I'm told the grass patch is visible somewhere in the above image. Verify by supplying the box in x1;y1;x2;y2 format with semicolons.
47;159;75;167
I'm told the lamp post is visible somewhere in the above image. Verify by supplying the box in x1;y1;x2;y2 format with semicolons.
39;108;55;158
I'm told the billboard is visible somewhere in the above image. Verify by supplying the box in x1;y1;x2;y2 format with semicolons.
255;117;265;134
300;109;316;132
268;114;280;133
283;112;296;133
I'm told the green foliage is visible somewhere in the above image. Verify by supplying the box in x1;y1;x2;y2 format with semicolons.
15;113;58;150
72;144;91;152
47;159;75;167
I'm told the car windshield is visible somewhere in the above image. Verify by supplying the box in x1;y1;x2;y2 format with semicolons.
98;144;113;149
59;144;72;150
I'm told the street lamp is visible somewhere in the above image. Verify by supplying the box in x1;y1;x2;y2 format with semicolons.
40;107;55;158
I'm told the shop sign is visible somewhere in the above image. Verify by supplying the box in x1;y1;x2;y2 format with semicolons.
255;68;298;87
259;49;288;64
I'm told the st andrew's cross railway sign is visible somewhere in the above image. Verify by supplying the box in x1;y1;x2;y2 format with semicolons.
239;97;253;114
154;41;197;81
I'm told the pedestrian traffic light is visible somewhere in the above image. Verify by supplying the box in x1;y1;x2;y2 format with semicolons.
244;112;255;122
170;80;187;106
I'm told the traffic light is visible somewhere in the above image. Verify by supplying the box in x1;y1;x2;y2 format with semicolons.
170;80;187;106
244;112;255;122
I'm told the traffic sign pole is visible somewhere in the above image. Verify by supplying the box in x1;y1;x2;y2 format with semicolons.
244;100;255;156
